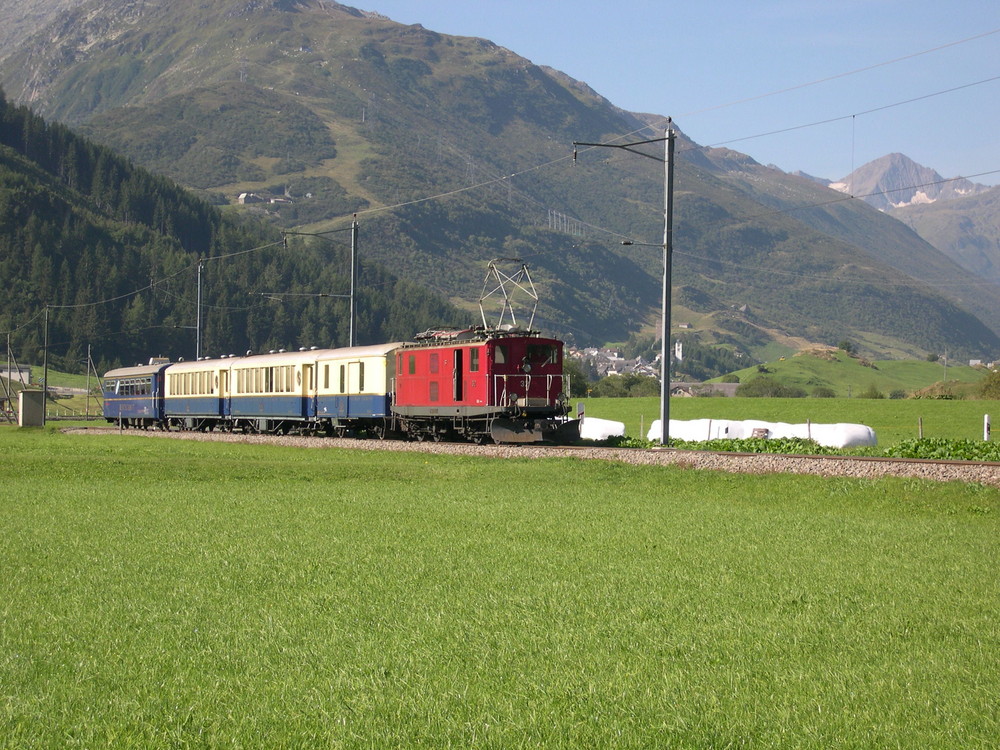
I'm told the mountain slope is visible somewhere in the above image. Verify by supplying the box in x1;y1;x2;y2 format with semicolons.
2;0;998;360
696;149;1000;336
890;185;1000;283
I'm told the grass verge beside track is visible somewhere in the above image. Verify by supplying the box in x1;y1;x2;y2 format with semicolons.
579;397;999;445
2;426;998;747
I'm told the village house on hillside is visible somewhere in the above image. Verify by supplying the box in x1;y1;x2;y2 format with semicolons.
568;347;658;379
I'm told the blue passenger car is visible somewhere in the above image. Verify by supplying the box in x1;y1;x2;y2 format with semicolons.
102;360;170;428
227;350;316;432
314;343;400;425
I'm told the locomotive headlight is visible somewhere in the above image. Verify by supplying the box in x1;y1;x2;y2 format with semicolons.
521;360;532;373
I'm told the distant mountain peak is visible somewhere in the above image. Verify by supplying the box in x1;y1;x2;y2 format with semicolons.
828;153;989;211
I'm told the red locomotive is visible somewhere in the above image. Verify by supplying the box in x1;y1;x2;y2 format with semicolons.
392;326;577;443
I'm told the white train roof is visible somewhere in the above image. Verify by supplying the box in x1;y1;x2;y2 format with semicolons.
103;363;171;379
166;342;408;372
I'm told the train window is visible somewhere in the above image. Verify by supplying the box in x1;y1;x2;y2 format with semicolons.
324;365;330;389
469;348;479;372
396;354;403;376
527;344;558;365
495;344;507;364
359;362;365;392
408;354;416;375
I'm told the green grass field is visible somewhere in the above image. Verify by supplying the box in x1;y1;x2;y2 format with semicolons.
579;397;998;445
2;426;998;747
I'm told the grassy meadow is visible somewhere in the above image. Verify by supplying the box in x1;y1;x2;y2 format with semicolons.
2;425;999;747
714;350;985;399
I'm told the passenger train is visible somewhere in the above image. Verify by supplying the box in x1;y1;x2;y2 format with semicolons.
101;327;579;444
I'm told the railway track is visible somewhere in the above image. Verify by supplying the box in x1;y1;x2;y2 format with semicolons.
67;426;1000;487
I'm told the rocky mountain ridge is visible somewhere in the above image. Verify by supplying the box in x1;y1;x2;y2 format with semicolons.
827;152;991;210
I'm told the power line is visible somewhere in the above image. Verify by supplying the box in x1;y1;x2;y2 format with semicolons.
676;27;1000;120
700;74;1000;152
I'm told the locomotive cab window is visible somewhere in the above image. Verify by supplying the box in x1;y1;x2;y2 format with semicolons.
469;349;480;373
494;344;507;364
527;344;558;366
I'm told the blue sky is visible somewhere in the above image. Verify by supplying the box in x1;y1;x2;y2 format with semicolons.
364;1;1000;185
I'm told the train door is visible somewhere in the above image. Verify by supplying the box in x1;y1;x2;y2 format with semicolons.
301;364;315;418
453;348;464;402
347;360;363;416
219;369;230;417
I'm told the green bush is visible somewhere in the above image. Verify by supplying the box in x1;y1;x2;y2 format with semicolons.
978;370;1000;400
590;373;659;398
736;376;806;398
859;384;885;399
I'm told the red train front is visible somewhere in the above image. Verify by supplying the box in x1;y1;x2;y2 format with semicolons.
391;327;579;443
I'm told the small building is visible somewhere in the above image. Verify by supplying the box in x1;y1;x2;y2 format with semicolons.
0;365;31;384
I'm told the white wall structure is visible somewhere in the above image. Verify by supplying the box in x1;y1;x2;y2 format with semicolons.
647;419;876;449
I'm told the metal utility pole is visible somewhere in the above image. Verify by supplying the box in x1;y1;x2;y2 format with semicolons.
350;218;358;347
42;305;49;426
85;344;92;420
574;119;677;445
280;221;360;348
196;260;204;360
661;122;675;447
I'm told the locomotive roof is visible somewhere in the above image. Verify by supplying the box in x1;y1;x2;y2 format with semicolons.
404;326;549;347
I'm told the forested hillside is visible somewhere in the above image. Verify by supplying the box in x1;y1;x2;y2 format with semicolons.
0;91;461;373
